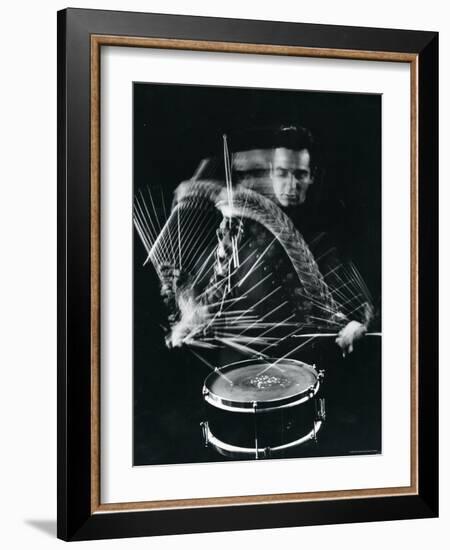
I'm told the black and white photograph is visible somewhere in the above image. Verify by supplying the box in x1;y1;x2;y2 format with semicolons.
133;83;382;466
0;0;442;546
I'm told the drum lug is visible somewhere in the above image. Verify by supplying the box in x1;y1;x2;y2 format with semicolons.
316;398;326;421
318;369;325;381
262;447;272;459
200;421;209;447
309;419;318;443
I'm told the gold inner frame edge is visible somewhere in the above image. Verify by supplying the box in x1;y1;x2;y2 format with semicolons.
89;34;419;514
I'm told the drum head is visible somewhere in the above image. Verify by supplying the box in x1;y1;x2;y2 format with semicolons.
204;358;319;412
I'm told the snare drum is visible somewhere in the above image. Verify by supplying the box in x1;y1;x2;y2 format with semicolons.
201;358;326;458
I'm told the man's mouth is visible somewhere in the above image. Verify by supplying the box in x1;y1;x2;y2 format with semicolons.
280;194;298;201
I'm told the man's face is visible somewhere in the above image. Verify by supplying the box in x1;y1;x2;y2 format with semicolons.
271;148;314;207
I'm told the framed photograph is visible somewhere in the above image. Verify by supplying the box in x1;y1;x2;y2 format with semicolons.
57;8;438;541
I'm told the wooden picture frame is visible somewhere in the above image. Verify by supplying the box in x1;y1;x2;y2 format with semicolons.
57;7;438;541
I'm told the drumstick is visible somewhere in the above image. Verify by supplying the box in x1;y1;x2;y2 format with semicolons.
216;337;270;361
189;348;234;384
291;332;381;338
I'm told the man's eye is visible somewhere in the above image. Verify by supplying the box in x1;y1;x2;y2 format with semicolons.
233;169;269;180
274;168;288;177
294;170;309;180
243;169;269;178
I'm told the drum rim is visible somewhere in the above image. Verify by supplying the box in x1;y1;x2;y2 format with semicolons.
201;419;324;457
203;357;320;412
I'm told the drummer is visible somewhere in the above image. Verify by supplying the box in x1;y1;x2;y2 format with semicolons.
193;123;371;355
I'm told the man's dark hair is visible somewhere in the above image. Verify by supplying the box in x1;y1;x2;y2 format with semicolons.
228;123;319;171
192;123;321;186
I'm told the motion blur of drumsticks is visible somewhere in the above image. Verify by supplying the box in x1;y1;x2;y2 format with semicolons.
133;138;380;364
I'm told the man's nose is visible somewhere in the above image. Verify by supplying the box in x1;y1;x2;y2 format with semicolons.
288;171;299;188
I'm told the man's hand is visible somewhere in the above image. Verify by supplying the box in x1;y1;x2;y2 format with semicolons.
335;320;367;357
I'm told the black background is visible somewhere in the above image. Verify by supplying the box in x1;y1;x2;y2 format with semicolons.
133;82;381;466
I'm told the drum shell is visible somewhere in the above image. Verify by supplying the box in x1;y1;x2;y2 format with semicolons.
204;396;318;450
